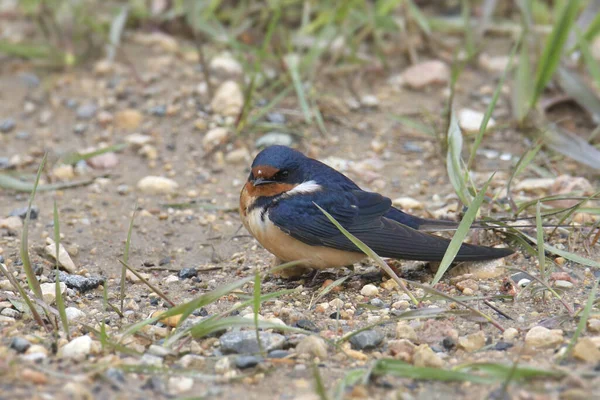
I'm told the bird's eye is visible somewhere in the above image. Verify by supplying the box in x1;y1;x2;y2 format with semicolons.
279;170;289;179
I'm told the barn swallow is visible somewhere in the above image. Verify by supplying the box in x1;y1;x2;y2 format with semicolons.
239;145;513;270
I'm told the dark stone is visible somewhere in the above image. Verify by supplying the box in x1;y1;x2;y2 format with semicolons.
76;103;97;119
266;112;286;124
510;272;530;283
0;118;16;133
267;350;289;359
149;297;159;306
349;330;384;350
370;298;385;308
149;105;166;117
295;319;319;332
494;341;513;351
235;355;263;369
219;331;285;354
9;206;39;220
329;311;341;319
178;268;198;279
193;307;208;317
0;157;9;169
51;271;105;293
0;255;4;264
403;141;423;153
442;336;456;350
430;344;445;353
158;257;171;266
105;367;126;383
10;337;31;353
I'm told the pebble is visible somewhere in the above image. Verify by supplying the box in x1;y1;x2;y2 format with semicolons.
554;280;574;289
44;238;76;273
389;339;416;361
1;308;19;319
65;307;86;321
413;344;444;368
0;216;23;230
360;284;379;297
458;331;486;352
399;60;450;89
392;197;423;210
514;178;555;193
296;336;328;359
455;279;479;293
40;282;67;305
164;275;179;284
255;132;294;148
52;271;105;292
458;108;495;133
517;278;531;288
168;377;193;395
10;206;39;220
137;176;179;194
210;80;243;117
87;152;119;169
266;113;286;124
268;350;290;359
396;322;418;342
149;105;167;117
360;95;379;108
178;268;198;279
442;337;456;350
572;337;600;363
478;53;512;72
295;319;319;332
202;127;230;151
525;326;563;348
10;337;31;353
215;357;233;374
225;148;250;164
210;52;243;78
125;133;153;147
0;118;16;133
60;335;93;360
503;328;519;341
370;298;385;308
349;330;384;350
494;341;513;351
235;355;263;369
53;164;75;181
76;103;97;119
117;184;131;195
219;331;285;354
115;109;143;130
587;319;600;333
21;368;48;385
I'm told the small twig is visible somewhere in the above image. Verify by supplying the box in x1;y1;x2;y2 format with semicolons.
483;300;513;320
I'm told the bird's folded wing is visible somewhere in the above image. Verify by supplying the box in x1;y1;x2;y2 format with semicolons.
269;189;513;262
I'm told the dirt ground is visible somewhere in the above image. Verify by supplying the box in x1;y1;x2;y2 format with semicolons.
1;22;600;400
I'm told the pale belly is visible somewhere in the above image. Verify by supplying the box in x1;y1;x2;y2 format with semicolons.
243;208;365;269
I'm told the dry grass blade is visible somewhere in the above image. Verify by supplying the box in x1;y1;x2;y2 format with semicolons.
314;203;505;331
61;143;128;165
506;267;573;315
120;202;137;313
431;173;495;285
118;260;176;307
285;54;312;124
21;153;47;299
309;275;350;310
53;200;70;339
535;201;547;280
0;263;48;330
575;27;600;89
313;203;418;305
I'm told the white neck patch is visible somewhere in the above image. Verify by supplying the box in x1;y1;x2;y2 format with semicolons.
284;180;322;197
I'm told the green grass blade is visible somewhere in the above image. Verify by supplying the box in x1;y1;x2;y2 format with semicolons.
520;231;600;268
253;270;265;355
431;173;496;285
530;0;581;108
468;39;519;169
21;153;47;300
388;114;436;137
312;363;330;400
60;143;127;166
0;263;48;330
119;260;176;307
575;27;600;89
512;38;533;122
53;200;70;339
285;54;312;124
446;109;471;205
563;276;600;359
372;359;494;384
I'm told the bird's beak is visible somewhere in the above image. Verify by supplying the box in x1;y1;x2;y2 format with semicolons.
252;177;275;186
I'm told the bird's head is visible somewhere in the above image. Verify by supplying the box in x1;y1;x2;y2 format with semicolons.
245;145;320;198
